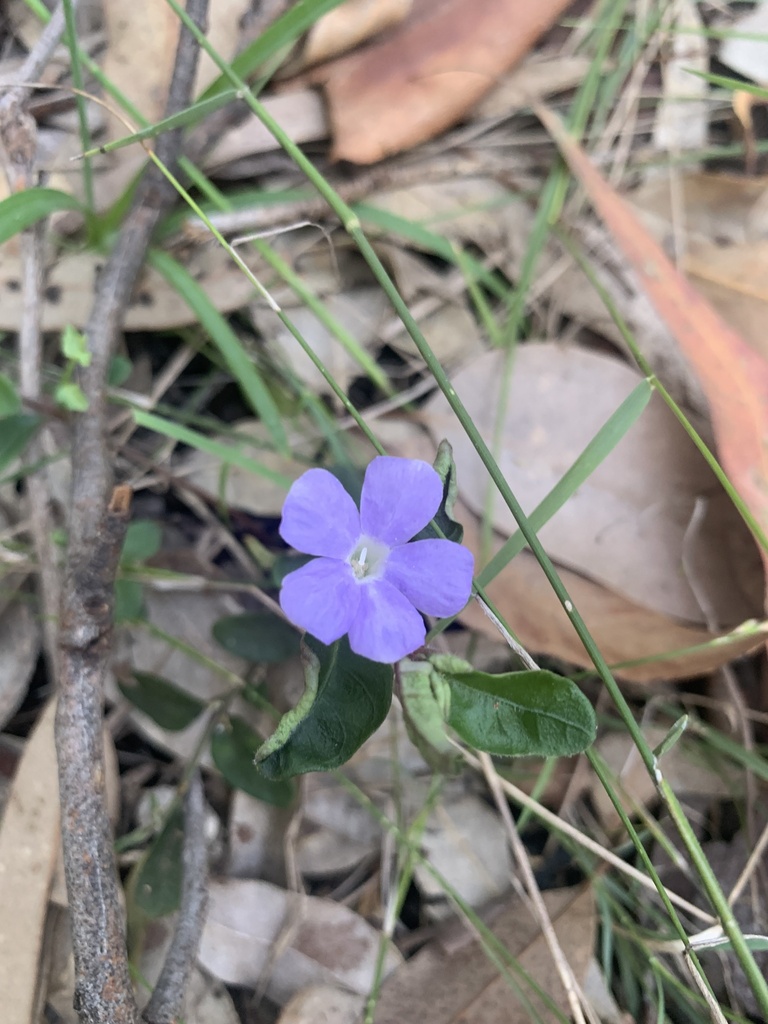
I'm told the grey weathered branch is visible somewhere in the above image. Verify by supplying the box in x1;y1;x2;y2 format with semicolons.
54;2;210;1021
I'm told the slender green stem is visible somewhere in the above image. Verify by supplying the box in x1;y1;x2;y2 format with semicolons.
61;0;95;220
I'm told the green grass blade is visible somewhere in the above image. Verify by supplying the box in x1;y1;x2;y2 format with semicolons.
477;379;653;586
201;0;348;98
132;409;291;487
0;189;81;244
79;90;241;158
149;249;288;454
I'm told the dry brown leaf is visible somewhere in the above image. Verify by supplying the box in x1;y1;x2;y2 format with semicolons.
630;173;768;362
197;877;401;1004
316;0;574;163
425;343;762;626
0;701;60;1024
374;886;595;1023
0;241;268;331
302;0;412;68
373;415;761;682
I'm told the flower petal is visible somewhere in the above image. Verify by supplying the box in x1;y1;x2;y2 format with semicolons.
280;557;360;645
360;457;442;546
384;539;474;616
280;468;360;558
348;580;425;663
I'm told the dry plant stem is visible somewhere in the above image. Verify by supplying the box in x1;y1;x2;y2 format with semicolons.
0;1;71;187
142;773;208;1024
20;223;61;675
1;7;74;675
56;4;209;1021
57;485;136;1023
478;751;594;1024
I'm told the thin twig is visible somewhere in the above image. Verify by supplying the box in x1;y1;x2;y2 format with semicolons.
142;773;208;1024
1;5;74;679
55;3;209;1021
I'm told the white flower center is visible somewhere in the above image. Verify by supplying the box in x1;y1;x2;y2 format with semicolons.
349;537;388;581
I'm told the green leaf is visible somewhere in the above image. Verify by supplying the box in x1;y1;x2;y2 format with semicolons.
114;579;144;622
134;806;184;918
0;413;40;472
54;381;89;412
399;658;459;773
119;671;206;731
477;381;652;588
211;715;295;806
108;354;133;387
149;250;288;454
61;324;91;366
213;612;300;663
256;635;393;779
0;188;80;246
436;658;596;758
121;519;162;563
0;374;20;416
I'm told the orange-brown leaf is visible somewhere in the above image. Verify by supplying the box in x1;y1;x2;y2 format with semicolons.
318;0;574;164
537;104;768;566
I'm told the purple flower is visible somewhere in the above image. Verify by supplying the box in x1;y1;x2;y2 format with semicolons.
279;456;474;663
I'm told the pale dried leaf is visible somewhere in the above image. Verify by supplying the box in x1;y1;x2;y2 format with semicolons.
425;343;762;625
374;887;595;1023
198;878;402;1004
278;984;365;1024
227;791;291;883
195;0;252;94
0;241;269;331
0;701;60;1024
254;287;390;397
653;0;708;153
303;0;413;68
203;90;328;170
297;775;381;879
414;793;512;919
0;598;40;730
475;54;595;119
720;2;768;84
